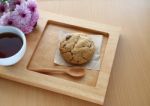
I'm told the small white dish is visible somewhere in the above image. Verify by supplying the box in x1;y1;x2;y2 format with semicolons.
0;26;26;66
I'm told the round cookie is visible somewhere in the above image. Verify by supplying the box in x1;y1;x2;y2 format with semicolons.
59;33;95;65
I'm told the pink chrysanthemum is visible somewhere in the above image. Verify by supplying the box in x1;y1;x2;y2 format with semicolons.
27;0;37;13
14;3;31;25
19;24;34;34
0;0;39;34
27;0;39;28
0;2;9;16
30;10;39;27
0;12;18;26
9;0;25;11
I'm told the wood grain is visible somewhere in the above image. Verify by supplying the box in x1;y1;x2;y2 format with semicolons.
28;22;100;86
0;9;120;105
0;0;150;106
28;21;109;87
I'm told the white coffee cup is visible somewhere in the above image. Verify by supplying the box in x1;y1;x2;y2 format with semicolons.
0;26;26;66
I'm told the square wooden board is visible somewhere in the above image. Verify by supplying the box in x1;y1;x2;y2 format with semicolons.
0;10;120;105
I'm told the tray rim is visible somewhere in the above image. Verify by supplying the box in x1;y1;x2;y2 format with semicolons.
0;10;120;105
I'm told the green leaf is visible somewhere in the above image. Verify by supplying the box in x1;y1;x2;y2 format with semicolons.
0;0;8;3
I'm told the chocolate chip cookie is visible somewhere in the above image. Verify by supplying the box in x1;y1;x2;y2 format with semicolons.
59;33;95;65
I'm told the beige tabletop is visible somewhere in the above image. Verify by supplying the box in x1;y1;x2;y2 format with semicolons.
0;0;150;106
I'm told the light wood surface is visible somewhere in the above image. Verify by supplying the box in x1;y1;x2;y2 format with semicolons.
0;10;120;105
0;0;150;106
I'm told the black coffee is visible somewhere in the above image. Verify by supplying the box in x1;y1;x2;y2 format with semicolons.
0;32;23;58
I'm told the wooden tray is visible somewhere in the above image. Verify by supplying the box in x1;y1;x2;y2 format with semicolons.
0;10;120;105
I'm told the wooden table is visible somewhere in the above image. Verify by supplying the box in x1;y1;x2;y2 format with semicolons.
0;0;150;106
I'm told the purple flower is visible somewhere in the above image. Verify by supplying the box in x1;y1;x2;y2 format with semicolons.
30;10;39;27
0;2;9;16
9;0;25;11
19;24;34;34
14;3;31;25
27;0;39;27
0;0;39;34
27;0;37;13
0;12;18;26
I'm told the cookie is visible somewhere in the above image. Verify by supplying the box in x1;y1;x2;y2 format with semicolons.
59;33;95;65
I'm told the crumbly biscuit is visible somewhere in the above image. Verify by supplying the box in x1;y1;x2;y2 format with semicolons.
59;33;95;65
